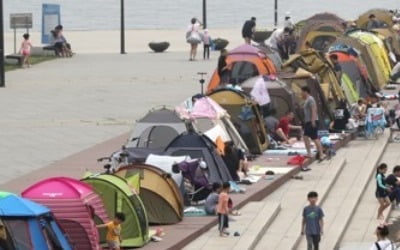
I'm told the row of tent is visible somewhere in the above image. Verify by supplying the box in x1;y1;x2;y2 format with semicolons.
1;8;398;250
0;163;187;249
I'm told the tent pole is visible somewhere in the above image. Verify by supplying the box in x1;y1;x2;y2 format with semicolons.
202;0;207;29
0;0;5;87
274;0;278;27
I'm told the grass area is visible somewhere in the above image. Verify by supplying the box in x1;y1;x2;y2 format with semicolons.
5;55;56;72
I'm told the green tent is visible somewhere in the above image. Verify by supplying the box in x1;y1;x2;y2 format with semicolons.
341;73;359;105
82;174;149;248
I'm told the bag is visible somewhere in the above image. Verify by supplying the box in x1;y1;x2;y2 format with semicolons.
186;25;201;44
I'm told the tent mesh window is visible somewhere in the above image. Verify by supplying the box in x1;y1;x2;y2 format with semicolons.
312;36;337;51
229;62;258;85
4;220;32;250
138;126;179;149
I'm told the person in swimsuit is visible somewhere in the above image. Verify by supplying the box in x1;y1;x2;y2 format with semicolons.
19;33;33;68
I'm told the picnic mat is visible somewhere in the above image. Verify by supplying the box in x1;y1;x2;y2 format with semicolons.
184;206;208;217
263;149;310;155
248;166;294;175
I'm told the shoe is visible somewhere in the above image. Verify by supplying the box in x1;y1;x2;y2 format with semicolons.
301;167;311;172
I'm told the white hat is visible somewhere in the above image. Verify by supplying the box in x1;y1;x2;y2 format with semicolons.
199;160;207;169
285;11;291;17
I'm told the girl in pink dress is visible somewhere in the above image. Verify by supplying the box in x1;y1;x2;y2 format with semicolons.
20;33;33;68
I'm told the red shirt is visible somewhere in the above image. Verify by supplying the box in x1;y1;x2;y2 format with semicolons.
278;116;290;136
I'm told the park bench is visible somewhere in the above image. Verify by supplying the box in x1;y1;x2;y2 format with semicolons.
43;45;57;56
5;54;23;66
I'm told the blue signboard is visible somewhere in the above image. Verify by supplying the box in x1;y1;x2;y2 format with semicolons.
41;4;61;44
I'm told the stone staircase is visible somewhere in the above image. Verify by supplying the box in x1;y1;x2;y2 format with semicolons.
339;142;400;250
184;131;390;250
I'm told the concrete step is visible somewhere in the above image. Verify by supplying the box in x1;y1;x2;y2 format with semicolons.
254;155;346;249
296;131;390;250
338;142;400;249
183;201;280;250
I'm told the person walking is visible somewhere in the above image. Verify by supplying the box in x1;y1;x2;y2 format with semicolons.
242;17;256;44
202;29;212;60
217;182;231;237
376;163;391;220
301;86;325;161
301;191;324;250
186;18;202;61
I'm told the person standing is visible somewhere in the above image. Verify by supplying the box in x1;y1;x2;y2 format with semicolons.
301;86;325;161
19;33;33;68
242;17;256;44
284;12;295;31
386;165;400;208
301;191;324;250
329;54;342;82
376;163;391;220
217;182;231;237
186;18;202;61
367;14;384;30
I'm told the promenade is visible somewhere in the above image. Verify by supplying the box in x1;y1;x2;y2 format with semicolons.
0;51;217;184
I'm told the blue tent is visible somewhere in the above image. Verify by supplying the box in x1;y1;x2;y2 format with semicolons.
0;193;72;250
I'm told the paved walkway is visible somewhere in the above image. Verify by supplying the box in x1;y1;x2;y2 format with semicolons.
0;52;217;184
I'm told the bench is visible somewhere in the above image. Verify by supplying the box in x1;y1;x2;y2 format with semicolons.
5;54;23;66
43;45;57;56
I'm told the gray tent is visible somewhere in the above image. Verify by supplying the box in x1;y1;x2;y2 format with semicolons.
165;131;232;184
128;107;187;149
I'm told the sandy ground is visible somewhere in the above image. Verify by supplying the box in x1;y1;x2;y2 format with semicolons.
5;28;244;54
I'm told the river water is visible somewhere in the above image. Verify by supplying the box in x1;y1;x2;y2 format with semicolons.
4;0;399;31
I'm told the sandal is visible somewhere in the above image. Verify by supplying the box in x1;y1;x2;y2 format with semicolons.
231;210;241;216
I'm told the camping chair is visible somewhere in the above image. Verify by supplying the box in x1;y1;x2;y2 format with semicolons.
364;107;386;139
173;159;211;205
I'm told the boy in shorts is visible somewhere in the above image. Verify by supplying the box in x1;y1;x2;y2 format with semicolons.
97;212;126;249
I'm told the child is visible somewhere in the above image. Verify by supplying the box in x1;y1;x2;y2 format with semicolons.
202;29;212;60
97;212;126;250
376;163;391;220
205;182;221;215
371;224;395;250
217;182;230;237
19;33;32;68
302;191;324;250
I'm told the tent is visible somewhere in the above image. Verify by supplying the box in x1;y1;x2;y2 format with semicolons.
208;88;269;154
297;21;344;52
207;44;277;93
356;9;394;29
282;50;346;105
82;174;149;248
0;192;72;250
127;107;187;148
165;131;233;183
331;36;386;91
115;163;184;225
341;73;359;104
346;31;391;89
240;76;300;121
328;50;371;97
176;96;249;152
22;177;110;250
279;71;334;126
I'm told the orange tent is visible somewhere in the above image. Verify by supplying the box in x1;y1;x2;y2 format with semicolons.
207;44;277;93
